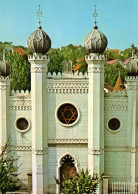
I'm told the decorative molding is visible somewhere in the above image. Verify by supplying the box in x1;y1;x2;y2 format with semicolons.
9;99;32;110
32;148;48;155
104;99;128;111
30;67;47;73
0;145;32;152
0;145;48;155
88;149;104;155
127;85;138;90
88;66;104;73
0;85;9;90
48;139;88;144
47;81;89;94
104;146;138;153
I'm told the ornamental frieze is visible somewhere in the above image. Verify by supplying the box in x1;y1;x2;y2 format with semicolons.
88;66;104;73
47;81;89;94
30;67;47;73
104;98;128;111
9;99;32;110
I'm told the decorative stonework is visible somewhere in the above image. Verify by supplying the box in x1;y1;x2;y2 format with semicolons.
48;139;88;144
9;99;32;110
88;149;101;155
0;145;48;155
127;85;138;90
0;85;10;90
88;66;104;73
88;148;104;155
104;146;138;153
32;148;48;155
47;81;89;93
0;145;32;152
104;99;128;111
30;67;47;73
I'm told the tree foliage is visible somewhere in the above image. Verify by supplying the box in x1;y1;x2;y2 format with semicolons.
61;169;99;194
104;63;126;87
6;52;31;91
0;138;21;194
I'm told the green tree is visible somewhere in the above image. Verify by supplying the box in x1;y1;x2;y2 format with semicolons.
6;52;31;91
0;138;21;194
61;169;99;194
104;63;126;87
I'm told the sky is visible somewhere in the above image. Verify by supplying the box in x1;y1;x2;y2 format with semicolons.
0;0;138;50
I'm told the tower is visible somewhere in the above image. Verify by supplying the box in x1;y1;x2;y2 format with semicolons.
27;6;51;194
125;56;138;184
0;50;11;152
84;5;107;193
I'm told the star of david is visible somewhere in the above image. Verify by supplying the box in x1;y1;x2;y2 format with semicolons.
59;105;77;124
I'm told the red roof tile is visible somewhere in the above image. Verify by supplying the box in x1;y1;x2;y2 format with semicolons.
107;59;120;65
14;48;26;55
123;58;131;65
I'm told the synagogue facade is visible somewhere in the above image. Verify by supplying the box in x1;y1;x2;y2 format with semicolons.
0;7;138;194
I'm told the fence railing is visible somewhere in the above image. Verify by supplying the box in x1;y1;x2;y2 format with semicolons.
112;182;138;194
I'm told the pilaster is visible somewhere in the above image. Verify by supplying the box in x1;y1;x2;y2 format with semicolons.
0;76;11;152
126;76;138;183
29;54;49;194
86;53;106;193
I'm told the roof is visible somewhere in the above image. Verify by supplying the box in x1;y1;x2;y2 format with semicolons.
108;49;120;53
104;83;113;92
123;58;131;65
107;59;120;65
14;48;26;55
113;76;125;92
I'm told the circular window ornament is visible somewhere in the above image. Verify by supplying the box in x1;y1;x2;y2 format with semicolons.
108;118;121;132
15;117;30;133
56;103;80;127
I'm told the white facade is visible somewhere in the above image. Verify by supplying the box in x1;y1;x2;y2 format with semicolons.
0;51;138;194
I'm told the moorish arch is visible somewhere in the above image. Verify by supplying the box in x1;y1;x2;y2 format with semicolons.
56;152;79;194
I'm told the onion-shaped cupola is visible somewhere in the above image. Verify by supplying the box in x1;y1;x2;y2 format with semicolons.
84;5;108;54
0;49;11;76
27;5;51;54
125;49;138;76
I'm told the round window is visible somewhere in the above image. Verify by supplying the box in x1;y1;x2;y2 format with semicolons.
15;117;30;132
108;118;120;130
57;103;79;126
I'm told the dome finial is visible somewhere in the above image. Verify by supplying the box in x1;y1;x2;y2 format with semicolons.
132;48;134;59
93;5;98;29
3;49;6;61
37;5;42;29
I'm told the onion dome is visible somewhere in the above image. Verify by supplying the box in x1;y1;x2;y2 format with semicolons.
84;5;108;53
27;5;51;54
125;59;138;76
0;49;11;76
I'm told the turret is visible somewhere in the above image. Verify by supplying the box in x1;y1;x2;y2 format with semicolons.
125;50;138;184
84;5;107;193
0;49;11;152
27;5;51;194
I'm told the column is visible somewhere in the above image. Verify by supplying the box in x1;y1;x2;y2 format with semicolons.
0;76;10;152
29;54;49;194
126;76;138;184
86;53;106;193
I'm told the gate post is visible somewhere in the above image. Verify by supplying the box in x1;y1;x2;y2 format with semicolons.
102;175;109;194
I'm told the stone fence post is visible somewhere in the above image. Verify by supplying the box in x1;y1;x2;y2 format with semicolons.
102;175;109;194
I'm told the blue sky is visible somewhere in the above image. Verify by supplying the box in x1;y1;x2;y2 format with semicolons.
0;0;138;50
